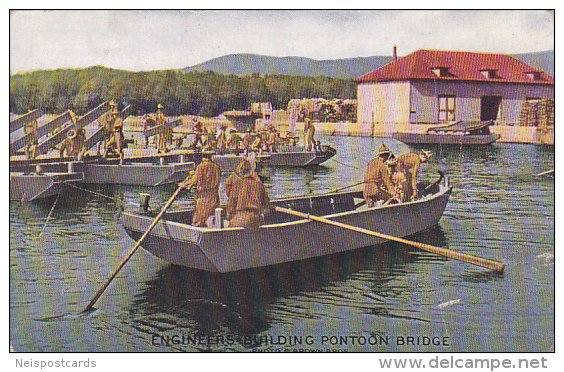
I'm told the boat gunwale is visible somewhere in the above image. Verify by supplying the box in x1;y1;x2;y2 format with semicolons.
122;182;452;235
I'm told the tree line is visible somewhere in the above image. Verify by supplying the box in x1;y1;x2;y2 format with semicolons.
9;66;357;116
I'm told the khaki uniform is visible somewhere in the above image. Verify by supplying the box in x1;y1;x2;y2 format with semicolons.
24;118;38;160
155;109;167;153
107;117;125;160
396;153;422;200
226;172;270;229
363;157;392;207
267;131;277;153
185;159;221;227
304;119;315;151
390;168;407;203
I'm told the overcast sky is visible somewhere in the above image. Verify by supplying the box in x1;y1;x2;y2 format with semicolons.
9;10;554;73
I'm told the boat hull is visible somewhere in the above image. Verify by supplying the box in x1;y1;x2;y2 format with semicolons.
212;146;336;172
10;172;84;202
122;181;451;272
393;132;500;145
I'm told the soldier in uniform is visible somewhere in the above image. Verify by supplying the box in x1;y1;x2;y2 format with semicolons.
396;149;432;201
304;117;316;151
363;144;394;207
179;157;221;227
99;100;116;156
226;158;270;229
266;126;278;153
216;124;228;154
386;158;407;204
108;108;125;164
191;119;204;149
155;103;168;153
23;107;39;160
242;128;253;156
60;129;76;159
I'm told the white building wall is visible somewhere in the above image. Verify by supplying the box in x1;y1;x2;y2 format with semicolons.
357;81;411;126
409;80;554;125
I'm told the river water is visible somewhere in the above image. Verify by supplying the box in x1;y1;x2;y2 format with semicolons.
9;136;554;352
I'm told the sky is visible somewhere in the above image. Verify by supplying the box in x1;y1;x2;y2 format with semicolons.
9;10;554;73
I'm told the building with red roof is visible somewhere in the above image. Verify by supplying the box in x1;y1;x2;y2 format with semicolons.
356;49;554;135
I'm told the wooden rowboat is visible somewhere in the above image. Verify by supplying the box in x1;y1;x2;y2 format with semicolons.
393;120;500;145
121;173;451;272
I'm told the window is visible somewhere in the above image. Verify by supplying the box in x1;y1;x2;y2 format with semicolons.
432;67;450;77
524;71;542;81
438;95;456;123
480;69;498;79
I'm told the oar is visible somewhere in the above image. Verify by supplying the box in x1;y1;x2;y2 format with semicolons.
535;169;554;177
274;206;505;273
324;180;365;194
82;184;186;313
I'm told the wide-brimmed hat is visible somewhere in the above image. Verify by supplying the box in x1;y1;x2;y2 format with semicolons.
377;143;391;156
421;149;433;159
236;158;253;177
157;103;164;109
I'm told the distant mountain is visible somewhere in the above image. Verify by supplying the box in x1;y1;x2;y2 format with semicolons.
183;50;553;78
183;54;393;79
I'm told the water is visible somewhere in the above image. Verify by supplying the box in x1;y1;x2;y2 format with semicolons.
9;136;554;352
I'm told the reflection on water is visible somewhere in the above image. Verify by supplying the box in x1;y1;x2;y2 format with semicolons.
10;138;553;352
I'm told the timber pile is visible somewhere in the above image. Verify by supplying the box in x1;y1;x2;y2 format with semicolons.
519;99;554;128
287;98;357;123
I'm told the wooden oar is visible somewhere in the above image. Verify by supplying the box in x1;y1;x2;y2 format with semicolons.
535;169;554;177
324;181;365;194
274;206;505;273
82;184;185;312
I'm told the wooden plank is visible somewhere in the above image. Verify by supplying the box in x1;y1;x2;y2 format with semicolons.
35;102;109;155
144;118;181;138
9;112;72;155
9;109;42;133
83;105;130;151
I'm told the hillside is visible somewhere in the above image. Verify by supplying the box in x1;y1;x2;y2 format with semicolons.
183;50;554;78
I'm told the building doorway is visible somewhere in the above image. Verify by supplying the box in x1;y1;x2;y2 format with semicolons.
480;96;502;121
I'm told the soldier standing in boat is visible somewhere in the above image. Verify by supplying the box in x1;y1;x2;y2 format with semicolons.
23;106;39;160
363;144;394;207
386;158;407;204
304;117;316;151
396;149;432;200
226;158;270;229
179;157;221;227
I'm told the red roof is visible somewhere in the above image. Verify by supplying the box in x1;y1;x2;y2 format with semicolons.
356;49;554;85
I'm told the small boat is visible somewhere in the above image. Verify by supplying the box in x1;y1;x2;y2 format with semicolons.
9;158;195;202
393;120;500;145
211;145;337;172
121;173;451;273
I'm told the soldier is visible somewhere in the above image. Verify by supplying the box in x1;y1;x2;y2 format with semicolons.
396;149;433;201
98;100;116;156
23;107;38;160
68;103;77;124
179;157;221;227
109;108;125;164
60;129;77;159
226;128;240;153
363;144;394;207
226;158;270;229
266;126;278;153
304;117;316;151
191;119;204;149
386;158;407;204
216;124;228;154
74;126;87;161
242;128;253;156
155;103;168;153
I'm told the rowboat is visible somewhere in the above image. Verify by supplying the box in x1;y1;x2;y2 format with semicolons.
211;145;337;172
393;120;500;145
121;173;451;272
